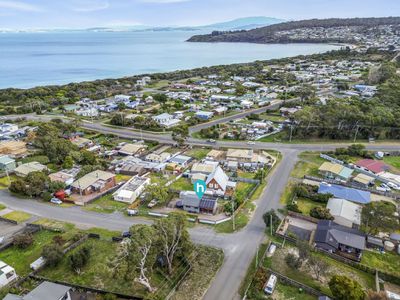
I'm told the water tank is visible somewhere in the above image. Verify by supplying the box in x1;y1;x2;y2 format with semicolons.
384;241;395;251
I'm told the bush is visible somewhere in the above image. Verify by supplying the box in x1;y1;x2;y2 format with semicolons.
69;246;91;274
310;207;334;220
42;244;64;266
263;210;281;229
52;235;65;246
287;202;301;213
14;233;34;249
285;253;301;269
42;192;53;202
329;275;365;300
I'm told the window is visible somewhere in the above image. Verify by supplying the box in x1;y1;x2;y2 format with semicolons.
5;271;14;279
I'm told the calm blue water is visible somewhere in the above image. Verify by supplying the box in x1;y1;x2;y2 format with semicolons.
0;31;340;89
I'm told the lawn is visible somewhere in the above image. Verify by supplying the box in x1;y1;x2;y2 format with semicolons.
275;283;317;300
115;174;132;183
237;171;256;179
83;194;128;214
291;152;326;179
215;202;255;234
3;211;32;223
170;177;193;191
0;203;5;211
383;156;400;172
296;197;325;215
0;175;17;190
33;218;76;232
280;181;295;205
185;148;210;160
172;246;224;300
361;250;400;277
0;230;59;275
234;182;257;203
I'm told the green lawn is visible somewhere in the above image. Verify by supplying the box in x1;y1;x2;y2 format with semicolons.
235;182;256;203
0;175;17;190
0;203;5;211
0;230;59;275
171;246;224;300
170;177;193;191
361;250;400;277
296;197;325;215
184;148;210;160
237;171;256;179
3;211;32;223
275;283;317;300
280;181;295;205
383;156;400;172
83;194;128;214
215;202;255;234
115;174;132;183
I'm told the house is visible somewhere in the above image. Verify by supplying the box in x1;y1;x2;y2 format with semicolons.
0;261;17;288
226;149;253;163
113;176;150;204
213;106;228;115
0;156;16;172
355;159;389;174
195;111;214;120
118;143;148;156
318;162;353;181
152;113;181;128
318;183;371;204
0;141;28;158
206;166;236;197
145;152;171;163
314;220;366;261
179;191;218;215
71;170;116;196
169;155;192;167
206;150;225;161
48;171;75;186
191;162;217;176
352;173;375;187
14;162;48;177
75;107;99;117
280;107;301;116
4;281;71;300
326;198;362;228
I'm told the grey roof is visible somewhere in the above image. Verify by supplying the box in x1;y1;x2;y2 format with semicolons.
169;155;192;165
5;281;71;300
315;220;366;250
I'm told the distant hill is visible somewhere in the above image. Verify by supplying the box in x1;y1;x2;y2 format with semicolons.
187;16;400;43
199;16;285;31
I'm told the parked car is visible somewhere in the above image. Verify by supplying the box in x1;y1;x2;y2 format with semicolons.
50;198;63;205
264;274;278;295
127;209;138;216
387;182;400;190
247;141;255;145
266;243;277;257
207;139;216;143
379;183;391;192
122;231;132;238
147;199;158;208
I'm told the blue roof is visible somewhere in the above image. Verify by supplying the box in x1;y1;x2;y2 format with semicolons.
338;167;353;179
318;184;371;204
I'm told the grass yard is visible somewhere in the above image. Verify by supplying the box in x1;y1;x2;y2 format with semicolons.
275;283;317;300
361;250;400;277
0;230;59;275
0;203;5;211
33;218;76;232
237;171;256;179
215;201;255;234
115;174;132;183
170;177;193;191
172;246;224;300
235;182;257;203
296;197;325;215
290;152;326;179
83;194;128;214
280;181;295;206
3;211;31;223
185;148;210;160
0;175;17;190
383;156;400;172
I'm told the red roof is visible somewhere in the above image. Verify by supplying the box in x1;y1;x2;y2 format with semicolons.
355;159;389;174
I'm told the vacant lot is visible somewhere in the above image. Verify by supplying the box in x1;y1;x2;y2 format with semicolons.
84;194;128;214
361;250;400;277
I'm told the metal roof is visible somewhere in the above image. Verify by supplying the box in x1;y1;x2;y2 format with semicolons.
318;183;371;204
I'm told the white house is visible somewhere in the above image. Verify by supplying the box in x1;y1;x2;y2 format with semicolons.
152;113;181;128
75;107;99;117
0;261;17;288
113;176;150;204
326;198;362;228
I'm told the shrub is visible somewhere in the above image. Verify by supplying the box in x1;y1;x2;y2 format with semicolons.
285;253;301;269
42;244;64;266
14;233;34;249
69;246;91;274
310;207;334;220
329;275;365;300
287;202;301;213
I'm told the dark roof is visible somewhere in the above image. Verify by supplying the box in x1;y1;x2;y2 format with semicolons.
315;220;366;250
199;199;217;210
24;281;70;300
367;236;384;247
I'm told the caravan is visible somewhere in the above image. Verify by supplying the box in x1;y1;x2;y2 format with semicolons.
264;274;278;295
0;261;17;288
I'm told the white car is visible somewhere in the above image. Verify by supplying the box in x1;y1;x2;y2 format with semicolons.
127;209;138;216
50;198;63;205
387;182;400;190
247;141;256;145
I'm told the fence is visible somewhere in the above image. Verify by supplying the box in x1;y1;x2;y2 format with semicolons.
287;211;319;224
267;269;326;297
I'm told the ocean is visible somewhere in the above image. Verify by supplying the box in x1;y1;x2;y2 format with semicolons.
0;30;340;89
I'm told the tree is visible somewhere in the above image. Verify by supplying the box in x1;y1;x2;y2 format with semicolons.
285;253;301;269
25;171;49;198
145;184;171;205
361;201;399;235
329;275;365;300
69;246;91;274
153;93;168;104
296;240;311;263
307;256;328;282
62;156;74;169
153;214;192;275
14;233;34;249
42;244;64;266
262;210;281;230
172;125;189;146
127;225;158;292
310;207;334;220
235;83;246;96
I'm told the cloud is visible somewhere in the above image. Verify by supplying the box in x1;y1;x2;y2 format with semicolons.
72;0;110;12
138;0;191;3
0;1;42;12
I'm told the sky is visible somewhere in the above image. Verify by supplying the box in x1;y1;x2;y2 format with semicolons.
0;0;399;29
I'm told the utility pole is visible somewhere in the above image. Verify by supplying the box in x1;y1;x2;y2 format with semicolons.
353;125;360;143
231;199;236;231
270;213;273;236
289;125;294;142
255;246;259;268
